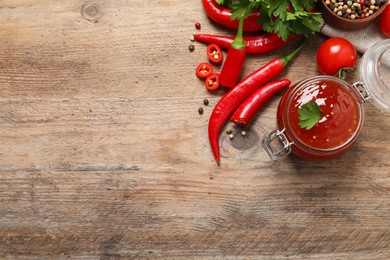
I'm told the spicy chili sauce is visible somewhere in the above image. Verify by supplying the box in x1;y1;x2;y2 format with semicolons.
289;79;360;149
277;76;364;160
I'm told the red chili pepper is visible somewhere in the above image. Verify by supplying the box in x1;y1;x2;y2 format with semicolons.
205;73;220;91
219;47;246;88
201;0;262;32
208;43;304;164
230;79;291;126
194;33;298;55
219;18;246;88
207;44;223;64
195;62;213;79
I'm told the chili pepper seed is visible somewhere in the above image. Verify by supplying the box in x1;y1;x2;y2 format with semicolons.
213;50;219;60
228;134;234;140
189;44;195;52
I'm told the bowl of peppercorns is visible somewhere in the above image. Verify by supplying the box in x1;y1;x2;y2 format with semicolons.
318;0;388;31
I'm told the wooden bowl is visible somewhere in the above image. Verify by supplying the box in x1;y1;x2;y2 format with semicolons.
318;0;388;31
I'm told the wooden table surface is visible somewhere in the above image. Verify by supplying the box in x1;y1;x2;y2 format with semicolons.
1;1;389;259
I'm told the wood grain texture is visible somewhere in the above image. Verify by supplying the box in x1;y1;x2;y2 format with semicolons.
0;0;389;259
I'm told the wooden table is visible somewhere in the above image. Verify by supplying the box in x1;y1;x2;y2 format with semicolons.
1;1;389;259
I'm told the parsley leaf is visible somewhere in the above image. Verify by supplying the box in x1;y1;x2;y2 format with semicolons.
298;101;323;130
222;0;323;41
230;1;255;20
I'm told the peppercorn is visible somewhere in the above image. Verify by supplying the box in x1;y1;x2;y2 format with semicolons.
198;107;204;115
325;0;385;19
203;99;209;106
195;22;201;30
189;44;195;52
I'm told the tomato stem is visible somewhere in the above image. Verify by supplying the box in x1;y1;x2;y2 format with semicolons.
337;67;354;79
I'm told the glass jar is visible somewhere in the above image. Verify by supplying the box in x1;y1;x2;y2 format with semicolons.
262;39;390;161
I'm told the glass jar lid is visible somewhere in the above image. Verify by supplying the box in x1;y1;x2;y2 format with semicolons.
358;39;390;111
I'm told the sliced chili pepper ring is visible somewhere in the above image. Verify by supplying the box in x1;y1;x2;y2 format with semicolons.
205;73;220;91
207;44;223;64
195;62;213;79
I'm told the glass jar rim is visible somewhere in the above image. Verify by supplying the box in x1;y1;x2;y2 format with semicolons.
283;75;365;152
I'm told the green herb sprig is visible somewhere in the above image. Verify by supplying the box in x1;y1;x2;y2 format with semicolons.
216;0;323;41
298;101;323;130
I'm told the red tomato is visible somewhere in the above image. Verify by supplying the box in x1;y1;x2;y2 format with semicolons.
316;37;357;77
379;4;390;38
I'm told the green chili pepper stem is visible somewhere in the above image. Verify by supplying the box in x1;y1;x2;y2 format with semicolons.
231;18;246;50
280;40;306;67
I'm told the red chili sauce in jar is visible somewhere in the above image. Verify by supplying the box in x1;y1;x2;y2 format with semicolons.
277;76;364;161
